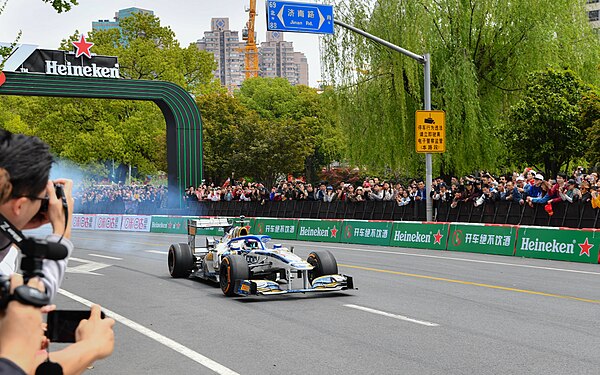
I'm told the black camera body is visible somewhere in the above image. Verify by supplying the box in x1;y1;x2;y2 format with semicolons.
39;183;65;213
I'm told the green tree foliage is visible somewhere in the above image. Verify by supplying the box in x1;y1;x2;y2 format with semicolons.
507;68;592;177
582;90;600;168
2;12;216;179
196;78;343;185
237;77;344;182
322;0;600;177
88;12;216;96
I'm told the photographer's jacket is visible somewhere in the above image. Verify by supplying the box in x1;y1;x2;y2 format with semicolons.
0;234;73;302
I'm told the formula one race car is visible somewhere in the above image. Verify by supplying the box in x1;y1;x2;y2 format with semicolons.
167;217;354;297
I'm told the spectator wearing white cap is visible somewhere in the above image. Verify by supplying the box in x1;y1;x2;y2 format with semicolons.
525;173;544;200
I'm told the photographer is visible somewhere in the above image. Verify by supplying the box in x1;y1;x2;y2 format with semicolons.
0;131;74;302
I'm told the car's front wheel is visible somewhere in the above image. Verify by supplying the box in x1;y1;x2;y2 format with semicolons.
168;243;194;278
219;255;250;296
307;250;338;283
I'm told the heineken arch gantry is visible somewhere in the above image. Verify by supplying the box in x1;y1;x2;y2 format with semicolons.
0;71;202;208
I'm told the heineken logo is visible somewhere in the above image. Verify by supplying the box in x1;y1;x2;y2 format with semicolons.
72;34;94;59
45;60;120;78
299;225;338;238
519;237;593;256
2;38;120;79
394;230;431;243
0;71;5;87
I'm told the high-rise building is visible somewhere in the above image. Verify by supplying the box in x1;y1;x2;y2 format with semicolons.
92;7;154;32
196;18;245;90
587;0;600;34
258;31;309;86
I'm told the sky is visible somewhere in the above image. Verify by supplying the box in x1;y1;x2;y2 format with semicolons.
0;0;325;87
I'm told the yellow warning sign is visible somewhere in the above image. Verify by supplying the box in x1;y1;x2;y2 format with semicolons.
415;110;445;153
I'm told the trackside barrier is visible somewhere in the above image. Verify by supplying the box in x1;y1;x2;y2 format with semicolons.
150;216;188;234
447;223;518;256
252;218;298;240
389;222;449;250
296;219;343;243
514;226;600;264
341;220;393;245
74;215;600;264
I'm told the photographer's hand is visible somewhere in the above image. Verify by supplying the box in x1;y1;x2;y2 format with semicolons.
48;304;115;375
48;179;74;239
0;274;45;375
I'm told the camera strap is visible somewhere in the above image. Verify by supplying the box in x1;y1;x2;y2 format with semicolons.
0;213;27;246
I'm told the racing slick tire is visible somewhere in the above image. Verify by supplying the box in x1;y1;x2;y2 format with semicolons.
220;254;250;296
168;243;194;278
307;250;338;283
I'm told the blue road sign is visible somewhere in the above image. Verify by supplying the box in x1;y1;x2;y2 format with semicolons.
266;1;334;35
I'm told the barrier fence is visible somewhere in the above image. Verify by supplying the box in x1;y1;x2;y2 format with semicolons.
76;199;600;229
72;214;600;264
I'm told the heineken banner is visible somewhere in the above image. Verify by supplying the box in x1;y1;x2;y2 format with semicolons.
341;220;393;245
389;222;449;250
150;216;188;234
515;226;599;264
448;223;517;256
296;219;342;243
253;218;297;240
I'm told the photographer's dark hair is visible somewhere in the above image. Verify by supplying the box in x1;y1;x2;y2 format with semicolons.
0;131;53;198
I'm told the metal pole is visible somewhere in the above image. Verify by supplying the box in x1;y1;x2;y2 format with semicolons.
333;20;425;63
333;20;432;221
424;53;433;222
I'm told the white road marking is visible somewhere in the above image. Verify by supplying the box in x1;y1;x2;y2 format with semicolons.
67;257;110;275
307;244;600;276
88;254;123;260
344;304;439;327
58;289;240;375
146;250;168;255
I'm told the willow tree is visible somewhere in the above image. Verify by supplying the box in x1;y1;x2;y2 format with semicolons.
322;0;600;177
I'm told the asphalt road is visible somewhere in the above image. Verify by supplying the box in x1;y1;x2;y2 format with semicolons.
31;228;600;375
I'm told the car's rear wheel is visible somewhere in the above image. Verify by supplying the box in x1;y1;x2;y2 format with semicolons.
307;250;338;282
168;243;194;278
220;255;250;296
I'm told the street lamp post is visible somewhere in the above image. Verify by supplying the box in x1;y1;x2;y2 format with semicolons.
333;20;434;221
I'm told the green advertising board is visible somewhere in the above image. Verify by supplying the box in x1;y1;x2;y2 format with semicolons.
448;224;517;256
389;222;449;250
341;220;393;245
252;218;298;240
296;219;342;243
515;227;599;264
150;216;188;234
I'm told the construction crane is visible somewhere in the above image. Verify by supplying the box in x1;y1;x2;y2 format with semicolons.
242;0;259;79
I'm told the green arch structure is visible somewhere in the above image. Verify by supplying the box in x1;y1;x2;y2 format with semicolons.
0;71;202;208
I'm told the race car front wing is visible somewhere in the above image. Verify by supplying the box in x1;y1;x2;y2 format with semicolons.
234;274;355;296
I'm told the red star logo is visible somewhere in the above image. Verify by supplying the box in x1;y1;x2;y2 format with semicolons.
578;238;593;257
433;229;443;244
0;71;5;87
330;226;338;238
72;34;94;59
257;223;264;234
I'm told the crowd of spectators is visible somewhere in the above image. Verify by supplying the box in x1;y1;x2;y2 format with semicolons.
74;167;600;214
183;167;600;214
74;183;167;214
